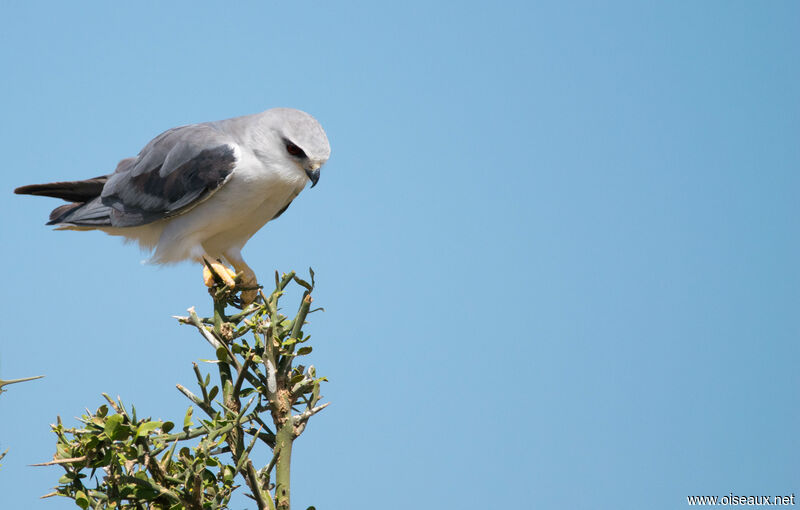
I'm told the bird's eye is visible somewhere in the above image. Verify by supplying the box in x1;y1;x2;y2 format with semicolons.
285;141;306;158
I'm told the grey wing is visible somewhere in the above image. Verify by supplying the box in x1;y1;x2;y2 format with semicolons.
100;124;239;227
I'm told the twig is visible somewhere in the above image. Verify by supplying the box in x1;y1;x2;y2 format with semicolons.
293;402;330;425
0;375;44;392
187;307;222;349
30;455;87;467
290;294;313;342
246;459;270;510
116;474;183;505
233;353;255;400
176;384;215;417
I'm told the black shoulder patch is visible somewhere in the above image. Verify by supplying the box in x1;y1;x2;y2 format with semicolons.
271;200;293;220
128;145;235;204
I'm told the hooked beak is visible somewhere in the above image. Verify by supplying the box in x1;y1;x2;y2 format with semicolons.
305;164;321;188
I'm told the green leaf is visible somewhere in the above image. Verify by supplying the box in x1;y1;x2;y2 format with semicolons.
96;405;108;418
183;407;194;430
309;267;315;287
290;374;306;385
85;436;99;450
99;450;112;466
297;346;312;356
161;421;174;433
74;490;89;509
216;346;229;362
223;465;235;482
104;414;123;439
136;421;163;438
119;484;135;498
208;386;219;401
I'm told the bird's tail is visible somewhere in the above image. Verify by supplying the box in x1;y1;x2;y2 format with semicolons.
15;176;113;226
14;176;108;202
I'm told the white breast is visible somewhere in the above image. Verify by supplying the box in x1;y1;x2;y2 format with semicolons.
146;147;306;264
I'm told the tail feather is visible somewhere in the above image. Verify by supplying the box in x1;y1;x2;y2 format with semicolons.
14;176;108;202
48;203;83;223
15;176;112;227
46;197;112;226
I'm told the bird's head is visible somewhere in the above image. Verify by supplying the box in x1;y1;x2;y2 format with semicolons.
256;108;331;188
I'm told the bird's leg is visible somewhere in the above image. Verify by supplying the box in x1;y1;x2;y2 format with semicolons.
202;257;237;288
225;253;259;305
233;262;259;305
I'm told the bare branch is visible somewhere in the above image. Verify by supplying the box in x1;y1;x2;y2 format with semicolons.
176;384;215;417
30;455;87;467
0;375;44;392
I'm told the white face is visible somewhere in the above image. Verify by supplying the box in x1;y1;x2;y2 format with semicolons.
266;108;330;187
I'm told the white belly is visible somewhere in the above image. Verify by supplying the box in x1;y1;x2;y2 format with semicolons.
142;152;306;264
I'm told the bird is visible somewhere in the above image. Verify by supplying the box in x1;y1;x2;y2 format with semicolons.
14;108;330;304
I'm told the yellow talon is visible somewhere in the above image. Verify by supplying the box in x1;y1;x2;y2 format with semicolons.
203;262;237;288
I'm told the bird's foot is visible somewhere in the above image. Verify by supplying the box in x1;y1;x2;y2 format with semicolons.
238;274;260;306
202;260;237;288
202;259;261;308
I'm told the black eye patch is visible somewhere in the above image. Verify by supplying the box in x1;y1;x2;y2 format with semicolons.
284;139;307;158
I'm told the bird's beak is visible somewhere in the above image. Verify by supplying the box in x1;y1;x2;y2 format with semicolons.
305;164;321;188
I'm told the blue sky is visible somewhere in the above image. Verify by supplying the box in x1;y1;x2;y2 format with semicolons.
1;1;798;508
